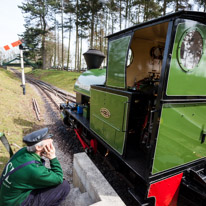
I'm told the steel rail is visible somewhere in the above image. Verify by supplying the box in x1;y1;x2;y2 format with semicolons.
9;68;76;109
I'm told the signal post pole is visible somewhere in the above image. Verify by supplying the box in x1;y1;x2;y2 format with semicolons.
19;45;26;95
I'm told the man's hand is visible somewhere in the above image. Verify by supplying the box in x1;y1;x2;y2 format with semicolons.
42;142;56;160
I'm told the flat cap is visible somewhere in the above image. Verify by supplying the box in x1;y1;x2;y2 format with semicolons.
23;127;53;146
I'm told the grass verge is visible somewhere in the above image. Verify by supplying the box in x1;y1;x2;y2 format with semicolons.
0;68;44;173
27;69;81;94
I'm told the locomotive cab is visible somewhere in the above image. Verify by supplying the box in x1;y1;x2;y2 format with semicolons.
61;11;206;206
89;22;168;175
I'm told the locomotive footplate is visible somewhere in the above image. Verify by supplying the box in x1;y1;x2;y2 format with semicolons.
179;161;206;205
60;103;150;182
64;107;90;130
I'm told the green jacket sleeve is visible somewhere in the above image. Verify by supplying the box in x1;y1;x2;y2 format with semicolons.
20;157;63;189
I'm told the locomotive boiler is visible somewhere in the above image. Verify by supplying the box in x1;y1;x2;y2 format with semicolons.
60;11;206;206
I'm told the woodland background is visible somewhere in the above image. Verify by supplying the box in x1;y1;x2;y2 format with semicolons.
1;0;206;70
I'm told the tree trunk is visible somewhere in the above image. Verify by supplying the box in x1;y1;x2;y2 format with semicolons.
111;13;114;34
75;0;79;71
90;4;95;49
79;37;82;70
95;18;98;49
128;0;131;27
99;29;102;52
42;35;47;69
77;35;80;72
119;0;122;30
176;0;179;11
105;9;108;36
66;16;71;70
138;4;140;23
57;27;60;69
100;17;103;52
54;10;57;67
163;0;167;15
144;0;149;22
75;25;79;71
125;0;129;29
41;0;47;69
61;0;64;70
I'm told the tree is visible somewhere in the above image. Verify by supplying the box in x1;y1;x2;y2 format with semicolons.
78;0;91;70
75;0;80;70
19;27;41;63
195;0;206;12
87;0;103;48
69;0;91;70
66;15;73;69
171;0;192;11
143;0;161;21
157;0;173;15
124;0;132;28
19;0;199;71
19;0;54;69
46;32;56;68
117;0;124;30
106;0;118;34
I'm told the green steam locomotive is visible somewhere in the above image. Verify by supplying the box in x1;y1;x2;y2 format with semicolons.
60;11;206;206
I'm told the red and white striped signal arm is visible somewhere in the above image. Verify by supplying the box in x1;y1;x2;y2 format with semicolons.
3;40;22;51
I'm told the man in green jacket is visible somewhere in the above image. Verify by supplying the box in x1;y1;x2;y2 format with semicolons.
0;127;70;206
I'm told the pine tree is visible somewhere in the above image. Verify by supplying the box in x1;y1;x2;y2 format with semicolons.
49;0;64;69
46;32;56;68
195;0;206;12
157;0;173;15
64;0;74;69
19;27;41;63
172;0;192;11
87;0;103;48
132;0;161;23
143;0;161;21
106;0;118;34
19;0;54;69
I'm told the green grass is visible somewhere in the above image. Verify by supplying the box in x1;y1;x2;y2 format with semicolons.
15;66;33;73
0;68;44;173
28;69;81;94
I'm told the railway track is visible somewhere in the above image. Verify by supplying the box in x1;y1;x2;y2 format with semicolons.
9;68;76;110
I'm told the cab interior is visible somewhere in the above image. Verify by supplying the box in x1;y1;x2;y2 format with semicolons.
124;22;169;165
126;22;168;89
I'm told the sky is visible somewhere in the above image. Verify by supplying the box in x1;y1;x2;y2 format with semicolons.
0;0;25;48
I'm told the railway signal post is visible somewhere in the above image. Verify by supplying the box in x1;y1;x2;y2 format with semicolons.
3;40;26;95
19;44;26;95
